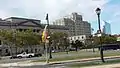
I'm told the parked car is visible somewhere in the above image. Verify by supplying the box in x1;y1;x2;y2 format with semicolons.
52;50;56;53
34;53;42;57
69;48;76;51
17;52;35;58
10;55;18;59
10;52;42;59
52;50;58;53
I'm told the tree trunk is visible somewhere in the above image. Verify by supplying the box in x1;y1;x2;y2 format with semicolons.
66;47;69;54
23;45;26;53
15;47;17;55
75;46;77;52
30;45;33;53
93;47;95;52
9;45;13;56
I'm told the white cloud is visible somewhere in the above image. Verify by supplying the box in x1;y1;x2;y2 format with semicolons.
0;0;110;22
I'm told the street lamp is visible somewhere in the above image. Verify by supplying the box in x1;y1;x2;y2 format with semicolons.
95;7;105;62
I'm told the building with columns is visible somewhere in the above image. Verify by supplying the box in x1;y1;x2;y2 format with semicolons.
0;17;69;56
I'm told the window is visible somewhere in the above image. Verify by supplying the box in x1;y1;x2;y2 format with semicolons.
82;36;84;39
19;29;23;32
24;29;27;31
33;29;36;32
36;30;40;32
23;52;25;55
71;38;72;40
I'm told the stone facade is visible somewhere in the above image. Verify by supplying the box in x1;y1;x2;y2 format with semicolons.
0;17;69;56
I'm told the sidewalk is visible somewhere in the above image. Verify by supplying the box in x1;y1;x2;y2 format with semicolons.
0;56;120;67
43;55;120;65
83;63;120;68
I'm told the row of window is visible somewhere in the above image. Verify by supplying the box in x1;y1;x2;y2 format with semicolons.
16;29;40;32
70;36;85;40
4;48;40;53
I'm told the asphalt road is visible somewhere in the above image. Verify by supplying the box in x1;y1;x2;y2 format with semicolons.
0;57;43;63
1;50;120;68
0;52;77;64
0;60;102;68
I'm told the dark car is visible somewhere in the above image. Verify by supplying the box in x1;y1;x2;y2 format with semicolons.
34;53;42;57
99;44;120;51
10;55;18;59
69;48;76;51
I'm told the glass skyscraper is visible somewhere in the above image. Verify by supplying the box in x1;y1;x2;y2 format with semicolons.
103;21;111;34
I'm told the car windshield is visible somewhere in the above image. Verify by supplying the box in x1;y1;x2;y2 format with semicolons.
23;52;26;55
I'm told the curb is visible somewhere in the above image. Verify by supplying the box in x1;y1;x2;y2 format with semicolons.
45;56;120;65
47;58;100;65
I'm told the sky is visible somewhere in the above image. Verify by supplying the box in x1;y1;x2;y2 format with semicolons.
0;0;120;34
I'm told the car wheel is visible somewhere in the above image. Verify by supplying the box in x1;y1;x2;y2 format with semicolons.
39;54;42;56
29;55;32;58
18;56;22;59
10;57;13;59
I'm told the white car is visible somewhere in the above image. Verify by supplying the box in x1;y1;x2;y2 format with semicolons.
17;52;35;58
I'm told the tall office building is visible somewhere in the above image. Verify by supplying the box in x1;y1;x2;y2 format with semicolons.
53;12;91;36
103;21;111;35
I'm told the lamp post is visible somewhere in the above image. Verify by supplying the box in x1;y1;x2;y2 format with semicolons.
46;14;52;59
95;7;105;62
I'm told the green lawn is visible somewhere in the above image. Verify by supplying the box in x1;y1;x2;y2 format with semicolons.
34;49;120;62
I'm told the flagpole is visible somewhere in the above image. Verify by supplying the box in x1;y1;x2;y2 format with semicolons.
45;40;49;63
46;14;52;59
42;25;49;63
45;13;50;63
